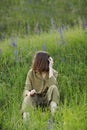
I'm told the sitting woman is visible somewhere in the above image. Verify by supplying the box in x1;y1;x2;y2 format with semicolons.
21;51;59;121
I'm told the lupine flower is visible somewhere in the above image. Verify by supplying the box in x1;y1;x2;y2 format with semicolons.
58;26;67;44
42;42;46;51
58;27;63;40
58;27;63;44
34;22;39;34
82;22;87;29
11;37;18;47
61;57;65;62
28;0;32;2
14;50;18;56
14;50;21;62
50;17;55;30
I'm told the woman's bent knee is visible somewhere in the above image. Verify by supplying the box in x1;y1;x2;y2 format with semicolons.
21;95;35;112
49;85;58;91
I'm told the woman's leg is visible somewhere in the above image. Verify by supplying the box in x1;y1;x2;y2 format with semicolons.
21;95;37;121
47;85;59;115
22;95;36;112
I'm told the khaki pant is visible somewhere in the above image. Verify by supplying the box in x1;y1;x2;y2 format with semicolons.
21;85;59;112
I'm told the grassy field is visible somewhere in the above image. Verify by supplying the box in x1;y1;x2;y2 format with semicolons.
0;27;87;130
1;0;87;38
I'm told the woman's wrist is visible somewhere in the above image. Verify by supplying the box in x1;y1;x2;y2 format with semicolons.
30;89;37;96
49;67;53;78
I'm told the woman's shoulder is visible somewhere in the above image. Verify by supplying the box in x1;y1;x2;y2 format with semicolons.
27;68;33;75
27;68;36;76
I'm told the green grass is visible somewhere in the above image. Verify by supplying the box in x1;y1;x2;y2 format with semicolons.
0;27;87;130
0;0;87;38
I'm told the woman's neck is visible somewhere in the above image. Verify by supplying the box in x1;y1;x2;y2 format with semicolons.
42;72;46;79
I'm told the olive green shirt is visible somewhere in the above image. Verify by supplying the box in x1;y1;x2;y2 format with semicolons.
23;68;58;97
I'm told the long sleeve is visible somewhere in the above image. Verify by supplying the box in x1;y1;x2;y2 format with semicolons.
48;69;58;86
23;70;32;97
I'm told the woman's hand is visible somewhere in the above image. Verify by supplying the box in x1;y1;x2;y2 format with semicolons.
48;57;54;78
30;89;37;96
27;89;37;96
48;57;53;68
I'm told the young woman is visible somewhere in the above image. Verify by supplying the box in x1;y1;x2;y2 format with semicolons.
21;51;59;120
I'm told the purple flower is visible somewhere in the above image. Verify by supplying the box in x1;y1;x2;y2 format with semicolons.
14;50;18;56
82;22;87;29
42;42;46;51
58;25;67;44
28;0;32;2
58;27;63;39
50;17;55;30
58;27;63;44
11;37;18;47
61;57;65;62
14;50;20;62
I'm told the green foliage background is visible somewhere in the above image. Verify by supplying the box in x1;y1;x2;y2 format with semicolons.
0;27;87;130
0;0;87;129
0;0;87;38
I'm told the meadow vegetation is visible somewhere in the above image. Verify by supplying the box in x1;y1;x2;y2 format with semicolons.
0;0;87;39
0;26;87;130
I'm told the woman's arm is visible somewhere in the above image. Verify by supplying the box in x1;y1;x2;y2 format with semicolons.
23;69;37;97
23;70;32;97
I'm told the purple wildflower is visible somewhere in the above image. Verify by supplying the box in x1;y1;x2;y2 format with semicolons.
82;22;87;29
14;50;20;62
61;57;65;62
58;27;63;44
28;0;32;2
42;42;46;51
58;25;67;44
34;22;39;34
14;50;18;56
11;37;18;47
50;17;55;30
58;27;63;39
